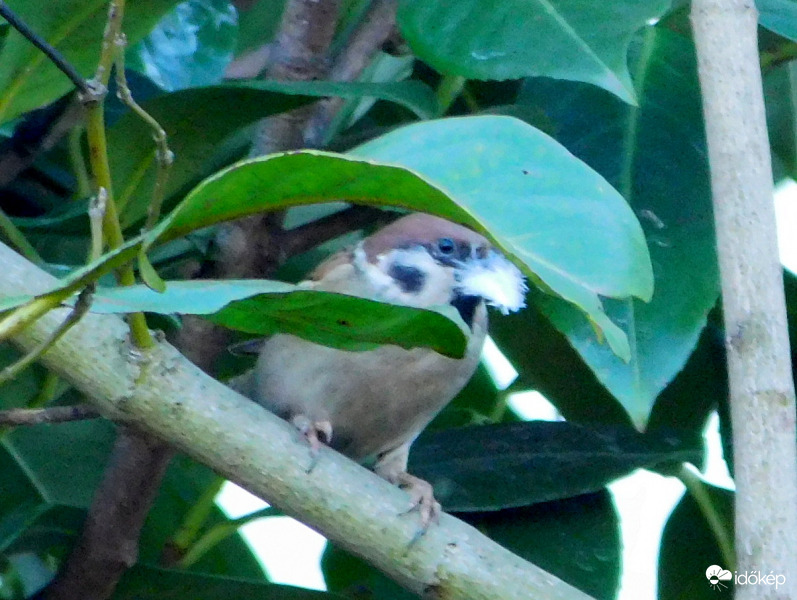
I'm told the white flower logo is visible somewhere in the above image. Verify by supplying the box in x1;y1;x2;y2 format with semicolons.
706;565;733;591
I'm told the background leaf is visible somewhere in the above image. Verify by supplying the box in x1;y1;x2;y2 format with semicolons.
397;0;671;103
658;484;734;600
111;80;439;228
409;421;701;512
516;28;718;427
0;0;180;124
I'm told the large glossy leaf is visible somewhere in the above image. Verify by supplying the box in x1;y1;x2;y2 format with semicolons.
88;280;468;357
397;0;670;104
516;28;719;427
114;565;345;599
352;116;654;359
0;0;180;124
759;0;797;41
658;483;734;600
408;421;701;512
127;0;237;92
466;492;620;600
148;140;644;359
323;491;620;600
111;80;439;228
0;420;115;509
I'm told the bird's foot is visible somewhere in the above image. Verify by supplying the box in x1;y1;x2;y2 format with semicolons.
291;415;332;472
396;472;441;538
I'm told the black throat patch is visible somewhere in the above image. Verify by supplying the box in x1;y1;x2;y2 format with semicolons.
451;294;480;328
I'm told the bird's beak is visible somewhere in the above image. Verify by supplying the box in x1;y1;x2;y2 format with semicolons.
454;250;527;315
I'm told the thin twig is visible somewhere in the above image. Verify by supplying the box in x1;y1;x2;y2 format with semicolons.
79;0;152;350
0;404;100;426
280;205;390;257
113;33;174;230
89;188;107;263
68;125;92;199
0;285;94;386
0;1;92;96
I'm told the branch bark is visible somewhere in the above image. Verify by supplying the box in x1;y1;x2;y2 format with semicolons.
0;240;591;600
46;428;173;600
691;0;797;595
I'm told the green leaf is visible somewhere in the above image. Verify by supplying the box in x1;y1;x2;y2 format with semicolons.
0;419;116;508
126;0;237;92
408;421;701;512
111;80;439;228
517;28;719;427
465;491;620;600
114;565;346;599
353;115;654;359
0;234;147;312
322;544;416;600
490;301;632;425
0;0;181;124
758;0;797;41
87;281;468;357
658;484;734;600
397;0;670;104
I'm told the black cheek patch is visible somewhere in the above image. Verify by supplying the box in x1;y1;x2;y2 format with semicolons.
389;264;425;293
451;294;481;328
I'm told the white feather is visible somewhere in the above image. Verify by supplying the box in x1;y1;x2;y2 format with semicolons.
455;252;527;315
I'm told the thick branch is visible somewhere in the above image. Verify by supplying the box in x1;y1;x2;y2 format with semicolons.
691;0;797;595
303;0;398;148
46;428;174;600
0;240;591;600
250;0;343;156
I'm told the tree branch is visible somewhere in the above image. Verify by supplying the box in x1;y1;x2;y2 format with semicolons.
303;0;398;148
0;240;592;600
46;427;174;600
0;404;99;426
691;0;797;594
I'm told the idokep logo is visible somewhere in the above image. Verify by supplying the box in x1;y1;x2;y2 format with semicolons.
706;565;733;591
706;565;787;592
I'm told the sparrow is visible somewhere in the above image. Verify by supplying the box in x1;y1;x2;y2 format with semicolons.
230;212;527;527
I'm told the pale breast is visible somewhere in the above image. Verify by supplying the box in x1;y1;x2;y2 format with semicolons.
253;304;486;461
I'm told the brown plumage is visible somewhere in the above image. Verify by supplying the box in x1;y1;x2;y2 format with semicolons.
231;213;526;526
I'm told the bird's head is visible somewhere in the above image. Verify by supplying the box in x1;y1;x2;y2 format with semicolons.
341;213;527;325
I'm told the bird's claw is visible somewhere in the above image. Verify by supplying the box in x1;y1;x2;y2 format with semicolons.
291;416;332;472
397;473;441;539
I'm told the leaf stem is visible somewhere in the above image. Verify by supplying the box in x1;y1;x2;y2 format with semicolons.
81;0;153;350
678;464;736;568
435;74;466;115
178;507;282;568
0;207;44;265
113;35;173;229
168;477;226;553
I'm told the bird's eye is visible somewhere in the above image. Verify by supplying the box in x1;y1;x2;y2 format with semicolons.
437;237;456;255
